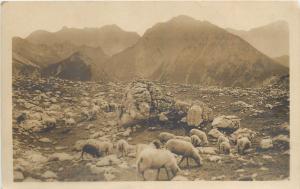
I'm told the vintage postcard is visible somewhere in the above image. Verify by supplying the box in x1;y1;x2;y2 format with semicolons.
1;1;300;189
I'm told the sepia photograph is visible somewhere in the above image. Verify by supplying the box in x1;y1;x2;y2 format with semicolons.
1;1;300;186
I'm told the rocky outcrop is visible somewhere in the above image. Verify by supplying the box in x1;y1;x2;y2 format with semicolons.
119;80;174;126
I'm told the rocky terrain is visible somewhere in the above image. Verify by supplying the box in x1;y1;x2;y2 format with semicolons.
12;75;289;181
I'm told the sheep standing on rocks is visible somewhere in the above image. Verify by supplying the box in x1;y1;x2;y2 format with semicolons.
190;129;209;145
219;141;231;154
136;148;181;180
237;137;251;155
116;139;131;157
159;132;175;143
191;135;202;147
81;144;102;160
165;139;202;169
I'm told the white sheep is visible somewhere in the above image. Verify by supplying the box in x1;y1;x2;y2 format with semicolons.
116;139;132;157
98;141;114;155
136;140;162;157
237;137;251;155
159;132;176;143
219;141;231;154
190;129;209;145
165;139;203;169
175;136;192;143
136;148;181;180
191;135;202;147
217;135;229;146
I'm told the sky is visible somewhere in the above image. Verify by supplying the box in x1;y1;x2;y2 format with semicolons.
2;1;298;38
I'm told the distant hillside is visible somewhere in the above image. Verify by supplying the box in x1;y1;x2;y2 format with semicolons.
226;21;289;57
12;37;78;67
104;15;288;87
42;46;109;81
274;55;289;67
26;25;140;56
12;52;40;78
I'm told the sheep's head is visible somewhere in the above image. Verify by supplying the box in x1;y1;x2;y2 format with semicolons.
193;150;203;166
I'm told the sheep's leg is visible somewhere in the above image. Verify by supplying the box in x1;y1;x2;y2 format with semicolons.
141;171;146;181
186;157;190;169
164;167;170;180
156;168;160;180
80;151;84;160
178;156;185;166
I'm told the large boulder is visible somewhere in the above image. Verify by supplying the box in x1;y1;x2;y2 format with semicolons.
259;138;273;150
175;100;213;127
119;80;174;126
186;105;203;127
212;115;240;131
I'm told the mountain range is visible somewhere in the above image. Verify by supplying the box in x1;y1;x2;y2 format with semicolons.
12;15;289;87
226;20;289;58
26;25;140;56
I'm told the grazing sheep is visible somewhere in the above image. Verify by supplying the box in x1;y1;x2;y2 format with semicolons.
16;112;26;124
237;137;251;155
175;136;192;143
159;132;176;143
217;135;230;146
165;139;203;169
116;139;131;157
98;141;114;155
191;135;202;147
190;129;209;145
80;144;102;160
151;139;162;149
219;141;231;154
137;148;181;180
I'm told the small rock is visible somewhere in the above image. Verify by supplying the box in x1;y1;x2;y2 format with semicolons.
198;147;217;155
38;137;51;143
14;171;24;181
42;171;57;179
172;175;189;181
259;138;273;150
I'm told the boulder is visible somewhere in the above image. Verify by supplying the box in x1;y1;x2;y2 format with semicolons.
119;80;174;127
14;171;24;181
212;115;240;131
48;153;73;161
42;171;57;179
186;105;203;127
259;138;273;150
172;175;189;181
198;147;218;155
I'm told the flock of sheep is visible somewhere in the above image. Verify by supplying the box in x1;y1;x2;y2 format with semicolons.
80;128;252;181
